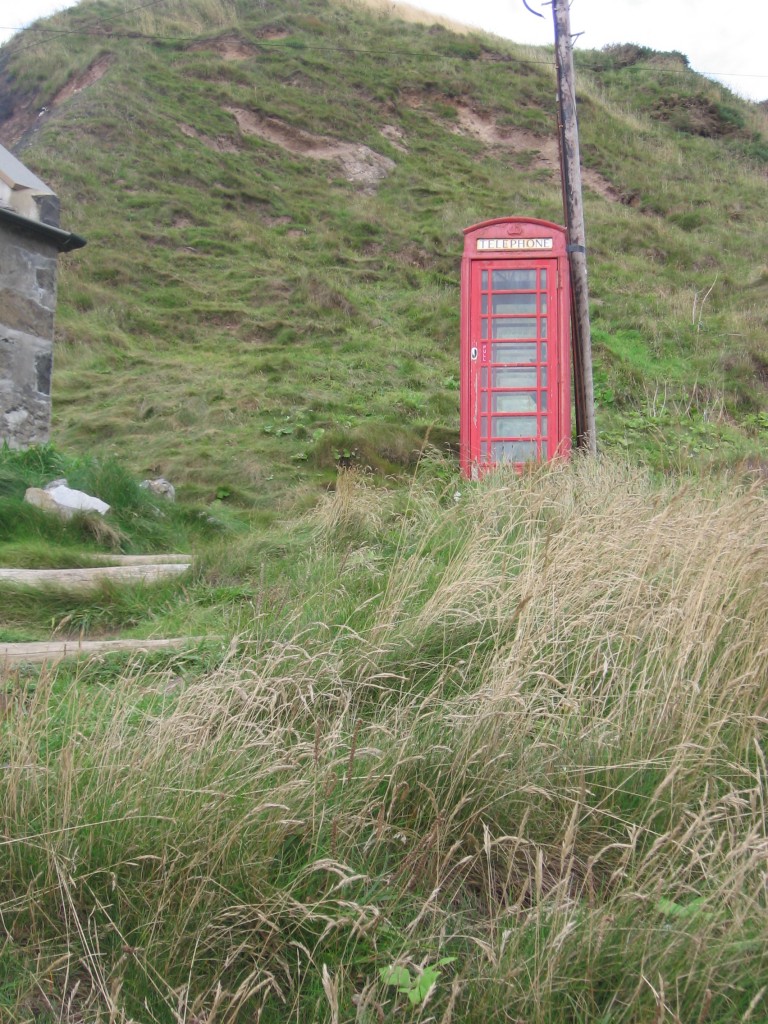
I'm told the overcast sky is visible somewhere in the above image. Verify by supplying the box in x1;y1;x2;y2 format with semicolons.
402;0;768;102
0;0;765;102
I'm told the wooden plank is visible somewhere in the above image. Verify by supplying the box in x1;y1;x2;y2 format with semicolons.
0;563;191;591
85;554;192;565
1;636;209;666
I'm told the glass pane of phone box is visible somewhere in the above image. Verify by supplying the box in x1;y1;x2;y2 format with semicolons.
491;440;538;462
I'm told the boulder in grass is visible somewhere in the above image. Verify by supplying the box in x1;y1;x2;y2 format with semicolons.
140;477;176;501
45;483;110;515
24;487;66;516
25;482;110;519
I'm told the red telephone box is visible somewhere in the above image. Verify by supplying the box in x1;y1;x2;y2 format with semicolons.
460;217;571;478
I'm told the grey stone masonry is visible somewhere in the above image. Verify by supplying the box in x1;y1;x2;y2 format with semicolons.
0;142;85;448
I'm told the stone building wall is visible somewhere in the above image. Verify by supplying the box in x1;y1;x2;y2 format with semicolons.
0;143;85;449
0;230;58;447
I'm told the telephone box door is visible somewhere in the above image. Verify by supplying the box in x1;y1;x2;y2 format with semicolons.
460;219;571;477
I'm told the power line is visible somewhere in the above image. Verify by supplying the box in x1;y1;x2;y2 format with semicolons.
2;17;767;86
8;0;172;33
1;0;173;50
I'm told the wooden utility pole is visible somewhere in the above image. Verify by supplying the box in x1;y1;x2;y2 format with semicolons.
552;0;597;453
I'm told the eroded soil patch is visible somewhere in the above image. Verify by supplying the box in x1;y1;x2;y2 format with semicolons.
453;104;623;202
400;94;622;203
54;53;115;106
188;33;254;60
179;122;240;153
380;124;408;152
225;107;395;191
652;94;743;139
0;54;114;147
187;28;289;61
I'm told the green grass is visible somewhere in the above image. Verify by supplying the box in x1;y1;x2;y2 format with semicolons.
0;0;765;498
0;444;238;640
0;443;207;553
1;457;766;1022
1;4;767;1018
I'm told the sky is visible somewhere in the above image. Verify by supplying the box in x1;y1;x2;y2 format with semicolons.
400;0;768;103
0;0;766;102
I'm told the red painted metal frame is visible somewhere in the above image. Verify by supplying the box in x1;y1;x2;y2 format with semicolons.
460;217;571;478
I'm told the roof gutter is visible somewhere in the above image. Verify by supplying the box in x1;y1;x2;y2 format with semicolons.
0;205;86;253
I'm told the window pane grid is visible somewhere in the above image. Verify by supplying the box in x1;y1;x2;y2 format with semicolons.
491;440;540;463
484;390;548;413
492;318;538;340
492;269;537;290
475;262;553;464
492;343;538;363
478;411;550;439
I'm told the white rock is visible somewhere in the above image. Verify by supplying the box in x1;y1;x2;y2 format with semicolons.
31;483;110;516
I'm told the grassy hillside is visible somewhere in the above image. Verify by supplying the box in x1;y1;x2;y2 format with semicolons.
0;0;766;511
1;6;767;1020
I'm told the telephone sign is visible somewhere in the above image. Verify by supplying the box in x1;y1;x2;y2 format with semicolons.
460;217;572;479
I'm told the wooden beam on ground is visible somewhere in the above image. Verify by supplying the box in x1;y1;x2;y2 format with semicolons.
85;554;193;565
1;636;210;666
0;563;191;591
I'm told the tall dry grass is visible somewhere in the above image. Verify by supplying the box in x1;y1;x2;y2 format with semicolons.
339;0;475;36
1;458;766;1022
133;0;237;37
